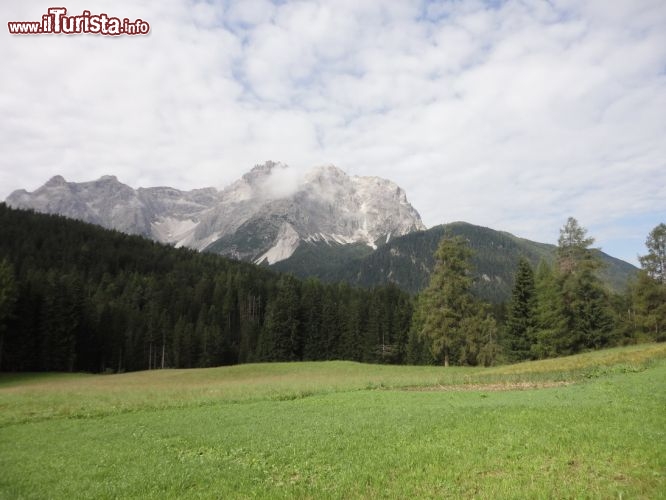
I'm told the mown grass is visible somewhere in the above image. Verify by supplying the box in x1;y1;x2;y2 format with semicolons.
1;343;665;498
2;343;664;427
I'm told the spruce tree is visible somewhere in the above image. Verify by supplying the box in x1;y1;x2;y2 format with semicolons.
505;257;537;361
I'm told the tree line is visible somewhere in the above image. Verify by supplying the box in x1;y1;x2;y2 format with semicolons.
0;203;663;372
0;205;412;372
408;218;665;366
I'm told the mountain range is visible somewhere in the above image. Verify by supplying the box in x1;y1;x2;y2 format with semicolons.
7;162;424;265
6;162;637;301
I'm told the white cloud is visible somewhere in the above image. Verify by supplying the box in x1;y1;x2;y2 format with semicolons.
226;0;276;27
0;0;664;264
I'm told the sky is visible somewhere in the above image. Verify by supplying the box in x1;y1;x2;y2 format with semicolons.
1;0;664;266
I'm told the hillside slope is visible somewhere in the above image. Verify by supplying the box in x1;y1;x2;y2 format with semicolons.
273;222;638;302
0;204;413;373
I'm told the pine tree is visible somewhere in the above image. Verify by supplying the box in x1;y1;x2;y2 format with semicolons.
505;257;537;361
414;235;473;366
412;233;498;366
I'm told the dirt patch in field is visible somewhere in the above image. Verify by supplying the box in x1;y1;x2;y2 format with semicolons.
399;381;573;392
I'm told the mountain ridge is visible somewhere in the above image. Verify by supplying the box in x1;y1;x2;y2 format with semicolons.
272;221;638;302
6;162;426;263
6;165;638;302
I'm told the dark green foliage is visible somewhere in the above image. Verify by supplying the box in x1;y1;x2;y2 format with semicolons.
0;203;646;373
258;275;301;361
0;204;413;372
560;265;615;352
505;258;537;361
0;258;18;370
300;278;325;361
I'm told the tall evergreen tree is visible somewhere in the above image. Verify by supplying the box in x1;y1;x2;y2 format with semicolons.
411;233;499;366
413;234;474;366
555;218;614;353
505;257;537;361
631;223;666;340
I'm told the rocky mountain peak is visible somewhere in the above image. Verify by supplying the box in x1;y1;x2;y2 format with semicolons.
6;162;426;265
98;175;119;183
242;161;287;183
45;175;67;187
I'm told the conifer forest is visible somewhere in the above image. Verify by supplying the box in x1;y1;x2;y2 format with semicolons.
0;204;663;372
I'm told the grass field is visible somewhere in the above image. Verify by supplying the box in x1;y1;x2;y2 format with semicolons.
1;343;665;498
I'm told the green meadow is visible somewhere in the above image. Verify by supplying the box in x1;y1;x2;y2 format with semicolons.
1;343;665;499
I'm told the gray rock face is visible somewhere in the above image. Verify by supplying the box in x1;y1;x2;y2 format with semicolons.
6;162;426;264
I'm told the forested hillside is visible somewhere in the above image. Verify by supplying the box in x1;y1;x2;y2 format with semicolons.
0;204;412;372
273;222;638;302
0;205;659;373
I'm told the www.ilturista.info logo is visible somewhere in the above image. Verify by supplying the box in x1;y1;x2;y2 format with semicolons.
8;7;150;36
